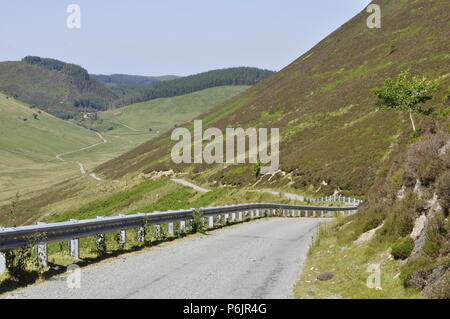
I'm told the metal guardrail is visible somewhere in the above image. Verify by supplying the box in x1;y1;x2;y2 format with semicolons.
0;203;358;251
306;195;363;205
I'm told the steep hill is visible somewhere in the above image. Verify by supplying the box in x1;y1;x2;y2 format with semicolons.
96;0;450;197
112;67;274;108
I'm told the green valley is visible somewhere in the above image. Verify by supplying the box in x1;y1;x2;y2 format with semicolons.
0;0;448;300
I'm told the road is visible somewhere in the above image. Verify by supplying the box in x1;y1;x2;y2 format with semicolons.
3;218;326;299
251;190;305;202
55;131;107;180
171;178;210;193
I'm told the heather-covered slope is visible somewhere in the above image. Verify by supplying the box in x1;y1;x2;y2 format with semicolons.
96;0;450;197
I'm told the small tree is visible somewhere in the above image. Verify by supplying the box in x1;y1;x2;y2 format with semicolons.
372;71;439;131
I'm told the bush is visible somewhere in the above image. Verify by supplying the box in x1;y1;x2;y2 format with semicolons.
424;271;450;299
406;133;449;186
402;170;416;188
3;246;34;281
391;237;414;260
191;209;206;234
422;212;447;257
437;171;450;215
400;255;431;287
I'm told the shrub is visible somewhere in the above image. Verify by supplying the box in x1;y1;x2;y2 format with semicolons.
391;237;414;260
400;255;431;287
402;170;416;188
407;133;449;186
422;212;447;257
191;209;206;234
420;156;443;186
437;171;450;215
3;245;34;281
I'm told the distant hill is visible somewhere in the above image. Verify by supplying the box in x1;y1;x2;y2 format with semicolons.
91;74;180;96
112;67;274;108
0;57;272;118
0;57;118;119
98;85;250;134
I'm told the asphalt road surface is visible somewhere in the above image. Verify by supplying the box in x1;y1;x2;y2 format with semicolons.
4;218;327;299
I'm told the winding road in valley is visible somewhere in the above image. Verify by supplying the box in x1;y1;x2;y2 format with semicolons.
55;131;107;181
4;217;326;299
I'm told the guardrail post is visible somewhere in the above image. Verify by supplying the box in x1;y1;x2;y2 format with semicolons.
0;252;6;274
137;226;145;242
313;211;316;217
70;239;80;259
36;222;48;267
328;211;333;217
238;211;243;221
37;243;48;267
231;212;236;222
224;213;229;224
119;230;126;248
155;225;161;238
168;222;174;235
180;221;186;233
250;210;254;219
255;209;260;218
208;216;214;227
97;234;106;254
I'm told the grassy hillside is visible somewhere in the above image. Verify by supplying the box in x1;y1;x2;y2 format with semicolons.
96;0;450;197
0;85;251;219
113;67;274;108
0;58;117;119
0;92;100;157
0;92;103;202
99;86;250;134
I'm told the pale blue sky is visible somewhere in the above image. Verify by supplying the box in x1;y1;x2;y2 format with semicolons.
0;1;371;76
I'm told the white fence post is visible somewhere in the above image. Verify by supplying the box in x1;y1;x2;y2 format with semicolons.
168;222;174;235
137;226;145;242
119;230;126;248
0;252;5;274
70;238;80;259
36;243;48;267
208;216;214;227
238;211;243;221
155;225;161;238
231;212;236;222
